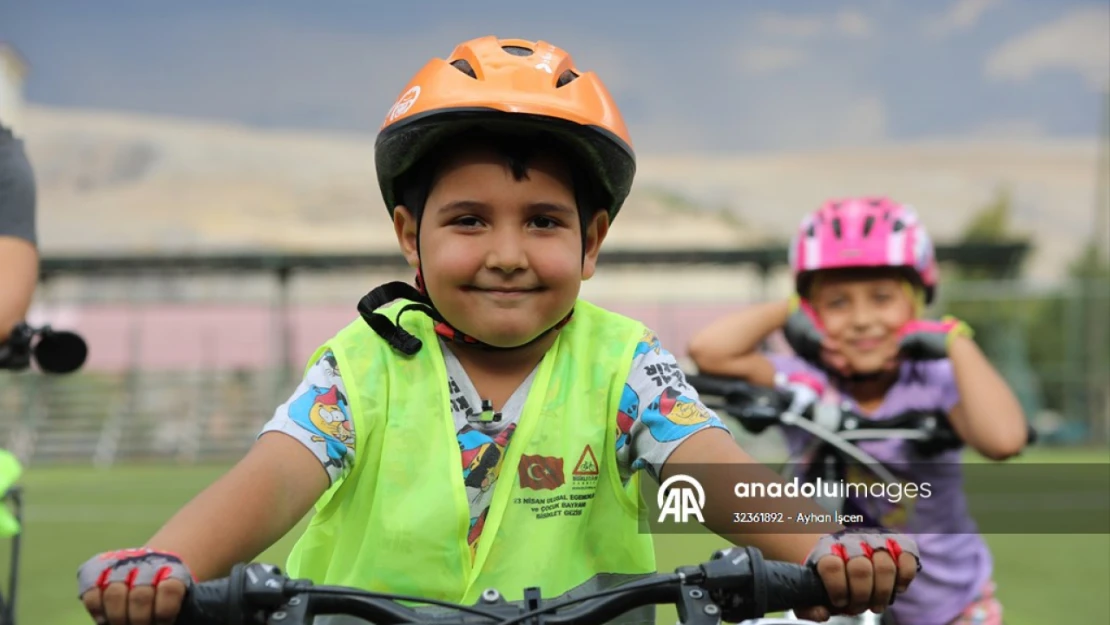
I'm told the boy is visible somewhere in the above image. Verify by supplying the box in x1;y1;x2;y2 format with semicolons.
77;36;919;625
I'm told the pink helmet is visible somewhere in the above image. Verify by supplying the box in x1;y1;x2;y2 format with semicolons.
788;196;939;303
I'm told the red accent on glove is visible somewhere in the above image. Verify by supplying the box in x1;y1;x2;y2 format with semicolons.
885;538;903;561
153;566;174;587
859;541;875;560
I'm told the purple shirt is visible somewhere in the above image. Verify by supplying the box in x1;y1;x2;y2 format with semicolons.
769;354;991;625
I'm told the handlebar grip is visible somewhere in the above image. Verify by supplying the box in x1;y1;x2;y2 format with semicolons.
176;579;231;625
686;374;753;398
762;562;830;614
688;374;791;431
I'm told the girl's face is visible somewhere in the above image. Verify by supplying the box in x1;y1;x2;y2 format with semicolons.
809;269;917;375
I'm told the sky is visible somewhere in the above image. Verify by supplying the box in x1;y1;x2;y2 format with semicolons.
2;0;1108;153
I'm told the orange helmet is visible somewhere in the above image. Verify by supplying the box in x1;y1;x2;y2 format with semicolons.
374;36;635;222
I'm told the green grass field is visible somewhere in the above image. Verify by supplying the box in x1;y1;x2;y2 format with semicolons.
3;449;1107;625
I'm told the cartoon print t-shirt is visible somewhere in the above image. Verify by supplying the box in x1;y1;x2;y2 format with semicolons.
259;328;728;558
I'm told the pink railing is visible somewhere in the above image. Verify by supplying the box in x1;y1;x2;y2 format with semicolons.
28;300;757;373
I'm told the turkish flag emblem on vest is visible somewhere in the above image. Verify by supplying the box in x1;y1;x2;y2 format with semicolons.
518;455;565;490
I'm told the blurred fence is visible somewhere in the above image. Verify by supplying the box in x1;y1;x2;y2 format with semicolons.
935;278;1110;447
1;276;1107;467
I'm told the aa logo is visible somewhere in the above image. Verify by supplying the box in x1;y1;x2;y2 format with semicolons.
657;474;705;523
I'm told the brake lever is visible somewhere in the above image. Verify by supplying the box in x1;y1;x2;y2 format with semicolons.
267;596;309;625
893;412;965;456
207;563;303;625
238;563;294;610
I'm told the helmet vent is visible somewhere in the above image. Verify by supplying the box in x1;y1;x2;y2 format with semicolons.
831;217;843;239
450;59;478;79
892;219;905;233
502;45;534;57
863;215;876;237
556;69;579;87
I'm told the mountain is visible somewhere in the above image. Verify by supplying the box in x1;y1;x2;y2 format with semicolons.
21;104;1106;282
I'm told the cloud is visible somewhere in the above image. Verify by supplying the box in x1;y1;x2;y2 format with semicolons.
754;10;873;40
835;10;874;39
985;5;1110;91
40;17;641;133
755;13;824;39
925;0;1005;38
829;93;888;145
745;90;889;149
702;89;888;152
735;45;807;75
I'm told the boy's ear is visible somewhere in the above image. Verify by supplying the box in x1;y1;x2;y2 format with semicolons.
393;206;420;269
581;209;610;281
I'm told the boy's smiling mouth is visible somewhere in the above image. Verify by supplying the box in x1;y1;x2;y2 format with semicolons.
465;285;543;293
463;285;545;300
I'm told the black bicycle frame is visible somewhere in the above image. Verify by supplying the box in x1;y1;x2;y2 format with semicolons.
0;486;21;625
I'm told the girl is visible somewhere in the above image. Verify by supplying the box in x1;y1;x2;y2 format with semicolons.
688;197;1028;625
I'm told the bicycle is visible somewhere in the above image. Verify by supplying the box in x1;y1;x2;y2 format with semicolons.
686;373;1037;625
0;321;86;625
172;545;834;624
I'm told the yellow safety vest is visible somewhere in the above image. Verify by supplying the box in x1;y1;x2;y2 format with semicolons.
285;298;658;623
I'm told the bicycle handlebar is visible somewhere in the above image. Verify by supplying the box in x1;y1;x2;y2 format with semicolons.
175;547;831;625
687;374;1037;451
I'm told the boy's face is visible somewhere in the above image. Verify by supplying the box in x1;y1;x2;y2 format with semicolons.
393;146;608;348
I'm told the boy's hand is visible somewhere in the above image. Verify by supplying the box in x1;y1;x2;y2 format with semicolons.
795;528;920;621
77;548;193;625
782;296;827;362
897;316;974;361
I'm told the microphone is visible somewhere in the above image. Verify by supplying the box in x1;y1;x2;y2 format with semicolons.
33;330;88;374
466;399;502;424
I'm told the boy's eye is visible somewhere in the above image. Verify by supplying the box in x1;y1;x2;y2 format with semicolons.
453;216;483;227
531;215;560;229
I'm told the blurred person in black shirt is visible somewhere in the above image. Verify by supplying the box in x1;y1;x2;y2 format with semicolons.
0;122;38;345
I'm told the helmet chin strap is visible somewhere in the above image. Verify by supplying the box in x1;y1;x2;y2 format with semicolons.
359;270;574;356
